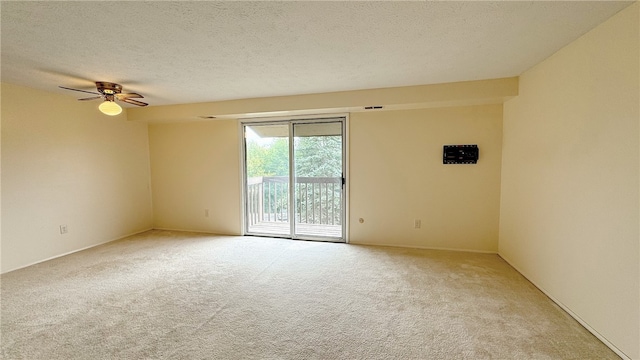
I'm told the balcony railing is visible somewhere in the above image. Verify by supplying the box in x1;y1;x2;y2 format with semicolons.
247;176;343;236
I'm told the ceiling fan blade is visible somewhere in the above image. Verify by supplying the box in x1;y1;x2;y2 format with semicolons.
120;98;148;107
59;86;100;95
78;96;102;101
116;92;144;100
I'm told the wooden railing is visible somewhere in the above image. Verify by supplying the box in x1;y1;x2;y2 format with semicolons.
247;176;342;227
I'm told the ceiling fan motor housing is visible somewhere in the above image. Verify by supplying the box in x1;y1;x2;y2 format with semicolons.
95;82;122;95
59;81;148;107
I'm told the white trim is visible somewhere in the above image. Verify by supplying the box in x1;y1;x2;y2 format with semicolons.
151;227;238;236
348;241;498;254
498;253;631;360
1;228;153;274
238;120;248;236
241;113;349;123
240;114;349;243
288;121;295;237
343;113;350;243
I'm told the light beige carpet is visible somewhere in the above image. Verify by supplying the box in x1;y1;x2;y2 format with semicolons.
1;230;619;359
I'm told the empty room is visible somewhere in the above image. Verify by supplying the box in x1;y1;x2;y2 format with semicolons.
1;1;639;359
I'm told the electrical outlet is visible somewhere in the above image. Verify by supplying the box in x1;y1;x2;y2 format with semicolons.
59;225;68;234
414;219;421;229
205;209;209;217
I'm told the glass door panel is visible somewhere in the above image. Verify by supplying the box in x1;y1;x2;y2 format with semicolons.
244;124;291;237
292;122;344;240
243;119;345;242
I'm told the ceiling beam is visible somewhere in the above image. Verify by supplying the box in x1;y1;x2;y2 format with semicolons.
127;77;518;123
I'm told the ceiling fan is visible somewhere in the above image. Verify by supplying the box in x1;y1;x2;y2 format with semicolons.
59;81;148;116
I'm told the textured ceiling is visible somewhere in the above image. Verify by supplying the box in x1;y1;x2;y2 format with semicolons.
1;1;633;107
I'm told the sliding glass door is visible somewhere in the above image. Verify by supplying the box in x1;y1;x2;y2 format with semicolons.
243;118;345;242
292;122;343;239
244;123;291;236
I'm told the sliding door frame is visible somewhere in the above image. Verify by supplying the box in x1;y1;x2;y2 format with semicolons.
239;114;349;243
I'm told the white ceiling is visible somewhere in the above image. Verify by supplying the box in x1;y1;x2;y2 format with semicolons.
1;1;633;107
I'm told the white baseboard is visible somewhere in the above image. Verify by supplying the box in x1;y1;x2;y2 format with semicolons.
151;227;239;237
349;240;498;254
498;253;631;360
1;228;153;275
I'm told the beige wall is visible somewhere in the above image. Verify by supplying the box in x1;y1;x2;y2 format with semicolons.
350;105;502;252
499;3;639;359
1;83;153;273
148;121;241;235
147;105;502;252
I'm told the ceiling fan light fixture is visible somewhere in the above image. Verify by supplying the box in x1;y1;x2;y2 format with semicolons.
98;100;122;116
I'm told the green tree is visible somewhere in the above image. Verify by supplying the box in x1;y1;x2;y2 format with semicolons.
294;136;342;177
294;135;342;225
246;134;343;225
246;141;268;178
246;138;289;177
